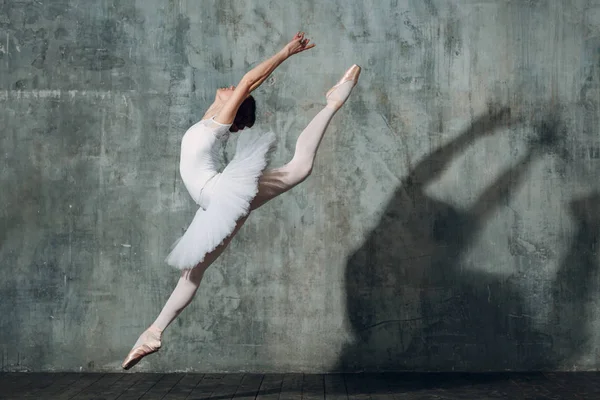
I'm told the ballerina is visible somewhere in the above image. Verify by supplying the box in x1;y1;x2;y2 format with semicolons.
122;32;361;369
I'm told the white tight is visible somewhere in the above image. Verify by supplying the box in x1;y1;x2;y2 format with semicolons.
139;81;355;344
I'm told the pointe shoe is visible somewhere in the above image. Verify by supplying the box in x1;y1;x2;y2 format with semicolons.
326;64;361;110
121;329;162;370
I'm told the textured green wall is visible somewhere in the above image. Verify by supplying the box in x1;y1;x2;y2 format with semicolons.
1;0;600;372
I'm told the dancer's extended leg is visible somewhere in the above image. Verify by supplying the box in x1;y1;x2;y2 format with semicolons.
122;65;360;370
252;64;361;209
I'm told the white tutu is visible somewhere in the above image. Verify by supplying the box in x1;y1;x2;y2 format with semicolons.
166;129;276;269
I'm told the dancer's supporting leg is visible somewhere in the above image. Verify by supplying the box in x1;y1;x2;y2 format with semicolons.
121;216;248;369
122;65;360;370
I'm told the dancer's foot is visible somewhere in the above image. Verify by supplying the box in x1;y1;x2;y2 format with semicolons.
326;64;361;110
121;326;162;370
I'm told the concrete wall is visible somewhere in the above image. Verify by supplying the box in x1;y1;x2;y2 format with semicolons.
1;0;600;372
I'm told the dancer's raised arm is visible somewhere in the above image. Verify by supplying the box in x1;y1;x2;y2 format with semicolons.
213;32;315;125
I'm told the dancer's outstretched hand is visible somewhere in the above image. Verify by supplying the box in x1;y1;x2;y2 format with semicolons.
283;32;315;56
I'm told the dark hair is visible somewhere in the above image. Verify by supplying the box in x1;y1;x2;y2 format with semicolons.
232;95;256;131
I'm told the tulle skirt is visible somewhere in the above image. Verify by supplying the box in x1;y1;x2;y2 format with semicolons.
165;129;276;270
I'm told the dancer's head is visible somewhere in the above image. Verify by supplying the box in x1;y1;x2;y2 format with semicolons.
232;95;256;132
216;86;256;132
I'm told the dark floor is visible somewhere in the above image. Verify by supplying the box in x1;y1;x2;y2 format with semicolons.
0;372;599;400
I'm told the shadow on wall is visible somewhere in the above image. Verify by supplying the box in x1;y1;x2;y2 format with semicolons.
549;192;600;366
336;105;599;371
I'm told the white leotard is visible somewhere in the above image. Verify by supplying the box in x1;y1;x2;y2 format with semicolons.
178;117;231;208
